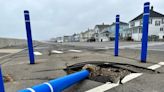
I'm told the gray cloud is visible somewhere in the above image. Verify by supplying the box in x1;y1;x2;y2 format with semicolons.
0;0;163;40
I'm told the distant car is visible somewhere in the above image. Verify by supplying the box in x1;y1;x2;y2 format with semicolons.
87;37;95;42
110;37;115;41
126;37;133;41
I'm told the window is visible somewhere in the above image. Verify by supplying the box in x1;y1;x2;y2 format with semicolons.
139;28;142;33
140;19;152;25
96;34;98;37
140;20;143;25
155;21;160;26
106;34;109;36
131;22;135;27
160;28;163;31
162;19;164;24
120;26;123;29
149;19;152;24
133;29;138;33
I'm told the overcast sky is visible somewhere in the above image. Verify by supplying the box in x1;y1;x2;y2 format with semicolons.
0;0;163;40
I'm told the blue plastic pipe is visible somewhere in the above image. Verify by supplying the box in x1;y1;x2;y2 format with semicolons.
24;10;35;64
141;2;150;63
114;15;120;56
18;70;90;92
0;65;5;92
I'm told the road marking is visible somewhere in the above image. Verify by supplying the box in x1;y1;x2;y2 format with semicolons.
51;50;63;54
147;64;161;70
86;62;164;92
86;82;119;92
68;50;82;52
121;73;143;84
158;62;164;65
34;51;42;55
86;73;142;92
147;62;164;70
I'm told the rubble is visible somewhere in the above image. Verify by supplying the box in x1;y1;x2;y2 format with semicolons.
83;64;131;83
3;74;14;82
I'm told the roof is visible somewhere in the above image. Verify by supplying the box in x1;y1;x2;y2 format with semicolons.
130;7;164;22
95;23;110;30
72;33;79;36
85;29;94;33
110;21;129;26
128;26;142;30
101;30;110;34
63;35;72;38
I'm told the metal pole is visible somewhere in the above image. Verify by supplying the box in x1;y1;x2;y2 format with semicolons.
18;70;90;92
0;65;5;92
24;10;35;64
114;15;120;56
141;2;150;63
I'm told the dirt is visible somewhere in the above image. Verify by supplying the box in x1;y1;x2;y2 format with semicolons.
3;74;14;82
83;64;131;83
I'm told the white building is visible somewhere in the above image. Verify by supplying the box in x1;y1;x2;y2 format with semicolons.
130;6;164;41
63;36;72;42
98;31;110;42
94;23;110;42
80;29;94;42
108;22;129;40
72;33;80;42
55;37;63;43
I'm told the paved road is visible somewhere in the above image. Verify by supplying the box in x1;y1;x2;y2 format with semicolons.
1;41;164;92
60;42;141;48
60;41;164;51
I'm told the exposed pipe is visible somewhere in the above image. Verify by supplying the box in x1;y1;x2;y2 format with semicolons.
18;70;90;92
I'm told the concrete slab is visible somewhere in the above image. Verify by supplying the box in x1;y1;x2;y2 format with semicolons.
0;49;22;53
105;74;164;92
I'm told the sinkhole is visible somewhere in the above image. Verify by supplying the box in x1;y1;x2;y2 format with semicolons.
64;61;159;83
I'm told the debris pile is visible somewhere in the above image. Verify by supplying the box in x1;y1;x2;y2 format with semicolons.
83;64;130;83
3;74;14;82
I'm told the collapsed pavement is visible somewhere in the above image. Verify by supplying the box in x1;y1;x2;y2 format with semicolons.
64;61;160;84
